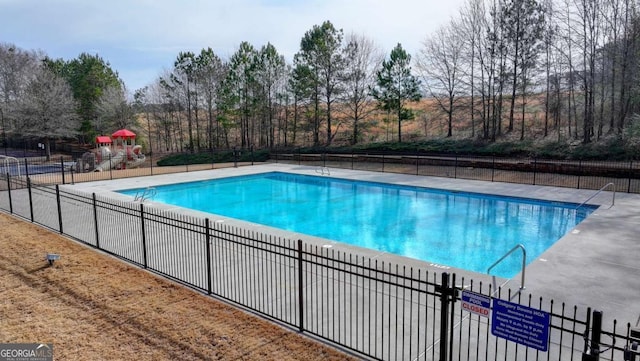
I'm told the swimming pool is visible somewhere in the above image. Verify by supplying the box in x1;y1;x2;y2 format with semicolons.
119;172;596;278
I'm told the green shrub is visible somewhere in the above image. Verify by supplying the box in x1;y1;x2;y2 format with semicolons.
157;149;270;166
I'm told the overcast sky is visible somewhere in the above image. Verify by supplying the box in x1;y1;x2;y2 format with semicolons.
1;0;465;92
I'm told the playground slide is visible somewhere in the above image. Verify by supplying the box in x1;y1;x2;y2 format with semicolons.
126;156;145;169
94;151;125;172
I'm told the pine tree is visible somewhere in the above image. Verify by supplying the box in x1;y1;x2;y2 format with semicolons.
371;43;422;143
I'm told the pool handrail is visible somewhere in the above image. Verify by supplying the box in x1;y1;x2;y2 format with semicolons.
488;243;526;292
0;155;20;177
315;166;330;176
575;182;616;210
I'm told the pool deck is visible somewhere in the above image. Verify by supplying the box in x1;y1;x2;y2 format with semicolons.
68;163;640;328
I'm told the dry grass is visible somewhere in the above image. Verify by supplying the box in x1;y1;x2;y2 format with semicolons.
0;213;355;360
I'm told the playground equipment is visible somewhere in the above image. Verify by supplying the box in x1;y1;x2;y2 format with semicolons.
91;129;146;172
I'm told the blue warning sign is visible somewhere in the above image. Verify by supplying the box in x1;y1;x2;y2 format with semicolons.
491;299;550;352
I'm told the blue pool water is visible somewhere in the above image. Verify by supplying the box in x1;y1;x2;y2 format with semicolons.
119;172;596;278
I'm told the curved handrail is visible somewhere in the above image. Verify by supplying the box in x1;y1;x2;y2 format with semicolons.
487;244;526;291
575;182;616;210
0;156;20;177
315;166;330;176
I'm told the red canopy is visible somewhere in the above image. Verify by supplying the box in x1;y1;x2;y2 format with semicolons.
111;129;136;139
96;136;112;144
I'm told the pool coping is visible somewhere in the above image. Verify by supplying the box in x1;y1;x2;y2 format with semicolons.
64;163;640;326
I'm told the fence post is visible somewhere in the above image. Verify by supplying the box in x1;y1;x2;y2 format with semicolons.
297;239;304;332
55;185;63;234
60;156;66;185
109;153;113;180
233;147;238;168
583;310;603;361
583;307;592;355
439;272;451;361
92;193;100;248
416;149;419;176
492;156;496;182
577;160;582;189
140;203;148;269
27;177;34;222
454;156;458;179
24;158;29;179
6;173;12;214
628;161;633;193
351;150;354;170
533;157;537;185
251;145;254;166
382;153;385;172
205;218;212;295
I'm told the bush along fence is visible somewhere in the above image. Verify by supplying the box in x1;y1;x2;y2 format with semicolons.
1;175;638;361
271;149;640;194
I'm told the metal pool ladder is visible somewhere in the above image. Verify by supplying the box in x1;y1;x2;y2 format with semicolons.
315;166;330;175
575;182;616;210
134;187;156;202
488;244;527;293
0;156;20;177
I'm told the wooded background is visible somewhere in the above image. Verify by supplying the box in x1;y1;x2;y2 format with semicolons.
1;0;638;157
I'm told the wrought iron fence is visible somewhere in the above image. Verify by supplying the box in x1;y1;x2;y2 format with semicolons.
0;175;637;360
3;149;640;196
271;150;640;194
0;150;251;187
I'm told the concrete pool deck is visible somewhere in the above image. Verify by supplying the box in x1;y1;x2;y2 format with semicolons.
67;163;640;328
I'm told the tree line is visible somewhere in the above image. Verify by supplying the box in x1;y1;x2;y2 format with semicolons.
141;25;421;153
0;46;127;156
421;0;639;145
1;0;639;157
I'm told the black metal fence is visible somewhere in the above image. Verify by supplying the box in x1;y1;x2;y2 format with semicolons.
0;151;251;187
3;149;640;196
1;175;637;360
271;150;640;194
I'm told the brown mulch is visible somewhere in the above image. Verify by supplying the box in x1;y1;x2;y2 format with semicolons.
0;213;356;360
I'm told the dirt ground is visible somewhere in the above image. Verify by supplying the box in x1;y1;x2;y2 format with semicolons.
0;213;356;360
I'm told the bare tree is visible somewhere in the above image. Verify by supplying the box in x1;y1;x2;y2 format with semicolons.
15;67;78;159
615;0;637;134
340;33;383;144
417;21;466;137
147;79;178;152
577;0;601;143
0;44;40;138
459;0;487;138
95;83;135;132
482;0;509;141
